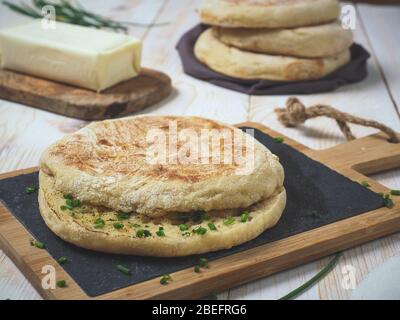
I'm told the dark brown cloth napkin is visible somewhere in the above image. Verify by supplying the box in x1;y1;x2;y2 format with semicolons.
176;24;370;95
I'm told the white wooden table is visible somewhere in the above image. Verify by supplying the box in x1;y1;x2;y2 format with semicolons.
1;0;399;300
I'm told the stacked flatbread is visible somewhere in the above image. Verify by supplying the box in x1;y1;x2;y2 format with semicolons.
195;0;353;81
39;116;286;256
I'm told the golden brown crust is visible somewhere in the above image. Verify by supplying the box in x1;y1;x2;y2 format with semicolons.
40;115;285;216
199;0;340;28
194;28;351;81
39;170;286;257
213;21;353;58
47;116;239;182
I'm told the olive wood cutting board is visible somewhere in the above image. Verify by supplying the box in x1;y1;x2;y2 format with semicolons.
0;122;399;300
0;68;172;120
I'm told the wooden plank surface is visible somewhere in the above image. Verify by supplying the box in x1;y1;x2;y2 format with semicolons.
1;0;400;300
1;124;399;300
357;4;400;113
0;68;172;120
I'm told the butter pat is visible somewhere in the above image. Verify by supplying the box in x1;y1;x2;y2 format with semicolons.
0;20;142;91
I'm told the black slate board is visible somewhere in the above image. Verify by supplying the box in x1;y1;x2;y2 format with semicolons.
0;128;384;297
176;24;370;95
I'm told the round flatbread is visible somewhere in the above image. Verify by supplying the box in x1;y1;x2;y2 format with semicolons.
40;115;284;217
194;28;351;81
213;21;353;58
39;171;286;257
199;0;340;28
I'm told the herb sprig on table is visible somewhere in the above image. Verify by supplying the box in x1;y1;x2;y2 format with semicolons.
279;252;342;300
2;0;168;32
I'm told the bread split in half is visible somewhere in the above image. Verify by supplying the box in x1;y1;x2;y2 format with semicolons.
39;116;286;256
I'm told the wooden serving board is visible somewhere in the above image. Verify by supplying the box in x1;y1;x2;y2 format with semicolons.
0;122;399;300
0;68;172;120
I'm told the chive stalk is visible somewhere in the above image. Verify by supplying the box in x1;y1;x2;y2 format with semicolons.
56;280;67;288
208;222;217;231
223;217;235;226
160;274;171;285
117;264;131;275
25;186;37;194
278;252;342;300
58;256;69;265
390;190;400;196
93;218;105;229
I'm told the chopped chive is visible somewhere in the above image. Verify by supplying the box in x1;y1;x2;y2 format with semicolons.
56;280;67;288
194;265;201;273
279;253;342;300
193;226;207;235
390;190;400;196
274;137;284;143
240;211;249;223
93;218;105;229
223;217;235;226
380;193;394;208
156;227;165;237
58;256;69;265
208;222;217;231
113;222;124;229
136;229;151;238
199;258;209;268
361;181;370;188
116;211;131;220
117;264;131;275
160;274;171;285
179;224;189;231
384;195;394;208
63;194;81;210
25;186;37;194
30;240;46;249
71;199;81;207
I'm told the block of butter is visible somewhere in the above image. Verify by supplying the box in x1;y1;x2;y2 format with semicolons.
0;20;142;91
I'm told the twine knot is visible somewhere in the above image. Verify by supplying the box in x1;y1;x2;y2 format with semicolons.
275;97;399;143
277;97;307;127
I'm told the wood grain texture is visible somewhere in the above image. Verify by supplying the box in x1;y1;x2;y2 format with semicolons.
357;4;400;114
1;0;400;300
0;68;172;120
0;123;399;300
229;2;400;300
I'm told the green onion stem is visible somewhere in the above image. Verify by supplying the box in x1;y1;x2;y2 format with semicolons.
2;0;169;32
278;252;342;300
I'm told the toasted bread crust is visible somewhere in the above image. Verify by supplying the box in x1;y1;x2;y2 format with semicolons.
194;28;351;81
199;0;340;28
213;21;353;58
40;115;284;216
39;170;286;257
